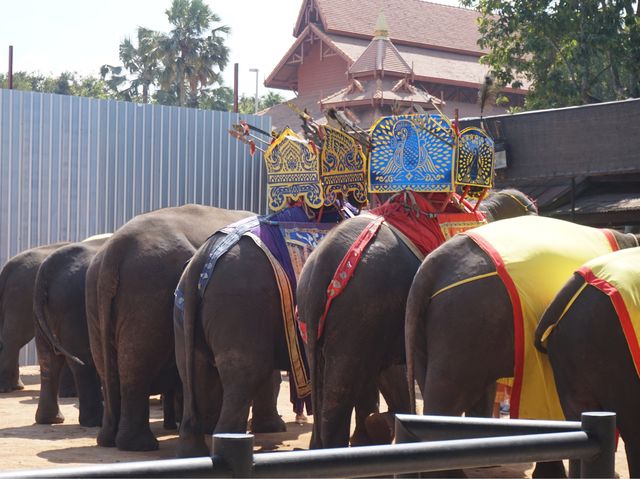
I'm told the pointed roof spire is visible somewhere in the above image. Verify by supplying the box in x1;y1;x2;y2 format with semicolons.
374;10;389;39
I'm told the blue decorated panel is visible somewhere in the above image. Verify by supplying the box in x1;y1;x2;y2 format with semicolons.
455;127;495;189
368;114;455;193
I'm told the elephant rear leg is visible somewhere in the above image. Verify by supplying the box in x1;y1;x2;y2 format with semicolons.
177;360;222;458
69;361;103;427
35;337;66;424
0;344;23;392
250;371;286;433
116;381;158;451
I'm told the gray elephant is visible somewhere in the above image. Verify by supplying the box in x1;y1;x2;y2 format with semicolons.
34;234;112;427
404;216;639;477
0;242;69;392
174;206;351;458
535;246;640;477
296;189;537;449
86;204;253;451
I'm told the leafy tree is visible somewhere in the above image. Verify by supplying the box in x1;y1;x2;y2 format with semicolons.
158;0;230;108
237;90;286;114
261;91;285;109
199;86;234;111
1;71;114;99
461;0;640;109
101;27;162;103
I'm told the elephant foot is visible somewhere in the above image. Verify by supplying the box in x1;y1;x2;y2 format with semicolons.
58;385;77;398
250;414;286;433
79;412;102;428
163;418;178;430
177;435;209;458
116;428;159;451
350;425;372;447
96;426;117;447
35;407;65;425
532;461;566;478
364;412;395;444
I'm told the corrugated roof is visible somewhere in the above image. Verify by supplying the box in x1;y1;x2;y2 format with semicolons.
295;0;486;55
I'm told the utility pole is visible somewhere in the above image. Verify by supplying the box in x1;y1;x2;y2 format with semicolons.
249;68;259;114
233;63;239;113
8;45;14;89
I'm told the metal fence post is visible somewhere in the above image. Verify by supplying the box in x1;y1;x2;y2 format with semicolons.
212;433;254;477
579;412;616;478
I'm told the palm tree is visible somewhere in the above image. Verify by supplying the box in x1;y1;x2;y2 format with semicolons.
158;0;230;108
101;27;161;103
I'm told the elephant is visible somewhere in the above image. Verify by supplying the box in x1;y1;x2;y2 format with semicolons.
86;204;253;452
535;246;640;477
173;206;351;458
295;189;538;450
404;216;639;477
34;234;112;427
0;241;69;392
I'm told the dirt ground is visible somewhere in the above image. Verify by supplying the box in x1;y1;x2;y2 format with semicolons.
0;366;629;477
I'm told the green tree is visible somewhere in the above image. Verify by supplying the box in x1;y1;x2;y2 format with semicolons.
101;27;162;102
237;90;286;114
1;71;114;99
461;0;640;109
158;0;230;108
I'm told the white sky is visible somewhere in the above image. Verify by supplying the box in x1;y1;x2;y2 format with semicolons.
0;0;459;100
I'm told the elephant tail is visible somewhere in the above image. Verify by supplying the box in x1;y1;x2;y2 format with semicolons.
534;273;585;354
33;252;85;366
175;256;200;431
96;238;124;417
0;261;10;353
404;260;434;415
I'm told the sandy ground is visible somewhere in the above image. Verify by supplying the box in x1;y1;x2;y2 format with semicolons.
0;366;629;477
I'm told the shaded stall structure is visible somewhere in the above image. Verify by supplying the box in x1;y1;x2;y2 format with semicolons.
461;98;640;229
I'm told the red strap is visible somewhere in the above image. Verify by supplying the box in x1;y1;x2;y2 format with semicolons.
317;216;385;339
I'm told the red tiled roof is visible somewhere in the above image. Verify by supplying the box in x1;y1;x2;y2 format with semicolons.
348;36;412;76
295;0;486;55
321;77;441;108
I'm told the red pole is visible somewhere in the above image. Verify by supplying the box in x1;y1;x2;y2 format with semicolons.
233;63;239;113
8;45;13;89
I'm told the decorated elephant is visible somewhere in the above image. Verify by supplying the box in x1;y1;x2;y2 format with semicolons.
34;234;112;427
0;242;69;392
404;216;639;477
535;246;640;477
174;205;353;458
86;204;253;451
296;189;537;449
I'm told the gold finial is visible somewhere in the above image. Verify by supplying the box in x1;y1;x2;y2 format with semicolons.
374;10;389;39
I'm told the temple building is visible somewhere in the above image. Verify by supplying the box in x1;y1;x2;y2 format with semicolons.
263;0;528;129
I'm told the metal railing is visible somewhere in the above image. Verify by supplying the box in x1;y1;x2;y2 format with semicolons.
0;412;616;478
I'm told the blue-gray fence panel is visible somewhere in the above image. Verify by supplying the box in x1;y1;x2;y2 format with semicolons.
0;89;270;366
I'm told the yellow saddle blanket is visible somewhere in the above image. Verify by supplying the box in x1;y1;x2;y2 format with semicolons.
465;216;619;420
543;247;640;378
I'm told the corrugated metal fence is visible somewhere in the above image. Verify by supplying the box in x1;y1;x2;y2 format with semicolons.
0;88;271;365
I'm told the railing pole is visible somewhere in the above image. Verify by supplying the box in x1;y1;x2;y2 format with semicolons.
579;412;616;478
394;415;419;479
568;458;581;478
212;433;255;478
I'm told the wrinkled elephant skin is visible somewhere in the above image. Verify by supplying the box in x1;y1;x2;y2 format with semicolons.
35;236;111;427
405;218;639;478
175;235;290;458
86;204;253;452
0;242;68;392
296;190;538;449
536;265;640;477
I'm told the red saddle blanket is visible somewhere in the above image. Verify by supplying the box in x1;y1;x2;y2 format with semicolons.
301;192;486;342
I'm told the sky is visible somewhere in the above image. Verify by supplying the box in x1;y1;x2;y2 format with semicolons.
0;0;459;100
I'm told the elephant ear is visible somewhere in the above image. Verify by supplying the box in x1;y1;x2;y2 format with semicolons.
535;273;587;353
